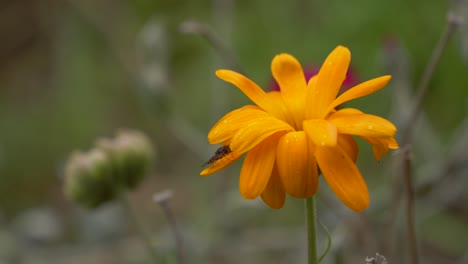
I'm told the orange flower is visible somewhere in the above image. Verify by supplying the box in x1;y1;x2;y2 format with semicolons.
200;46;398;211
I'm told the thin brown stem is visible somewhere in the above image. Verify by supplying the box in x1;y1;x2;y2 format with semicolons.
119;191;160;263
154;190;185;264
399;8;463;264
402;12;463;144
402;145;418;264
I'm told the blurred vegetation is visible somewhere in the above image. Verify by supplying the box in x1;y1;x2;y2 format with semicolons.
0;0;467;263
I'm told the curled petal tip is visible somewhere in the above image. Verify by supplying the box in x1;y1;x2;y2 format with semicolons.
273;53;294;60
215;69;229;77
351;201;369;212
335;45;351;54
381;75;392;83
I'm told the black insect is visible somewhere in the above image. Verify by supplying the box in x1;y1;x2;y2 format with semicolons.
203;145;232;167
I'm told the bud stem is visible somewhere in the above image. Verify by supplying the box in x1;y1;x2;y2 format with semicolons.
153;190;186;264
119;191;160;263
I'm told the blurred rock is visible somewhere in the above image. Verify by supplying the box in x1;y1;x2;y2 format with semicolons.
76;203;127;243
0;229;19;263
12;207;63;246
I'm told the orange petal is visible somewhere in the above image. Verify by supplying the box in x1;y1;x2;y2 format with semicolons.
361;136;399;161
264;91;296;126
326;76;392;114
303;119;337;146
216;69;266;105
329;108;363;117
338;134;358;163
308;75;318;87
208;106;267;144
261;165;286;209
305;46;351;119
276;131;318;198
316;145;369;211
230;116;293;155
216;70;291;119
200;150;242;176
328;113;397;138
387;137;399;149
271;54;306;128
239;134;281;199
271;54;306;97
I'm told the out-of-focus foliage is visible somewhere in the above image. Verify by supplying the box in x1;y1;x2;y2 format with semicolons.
0;0;467;263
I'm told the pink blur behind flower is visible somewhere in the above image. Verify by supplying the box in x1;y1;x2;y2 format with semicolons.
270;65;359;92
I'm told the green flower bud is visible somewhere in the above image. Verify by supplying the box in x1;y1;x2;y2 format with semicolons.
97;129;154;190
63;149;116;208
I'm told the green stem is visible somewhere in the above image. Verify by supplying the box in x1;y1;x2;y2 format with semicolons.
305;197;318;264
119;191;159;263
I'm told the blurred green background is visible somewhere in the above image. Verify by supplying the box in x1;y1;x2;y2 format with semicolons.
0;0;467;263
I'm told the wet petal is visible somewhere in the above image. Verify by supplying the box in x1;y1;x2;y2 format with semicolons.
361;136;399;161
326;76;391;113
328;113;397;138
239;134;281;199
276;131;318;198
261;165;286;209
303;119;337;146
230;117;293;155
208;106;268;144
216;70;289;118
305;46;351;119
271;54;307;128
316;145;369;211
338;134;358;163
200;151;242;176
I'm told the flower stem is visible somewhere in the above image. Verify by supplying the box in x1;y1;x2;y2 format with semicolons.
119;191;159;263
305;197;318;264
